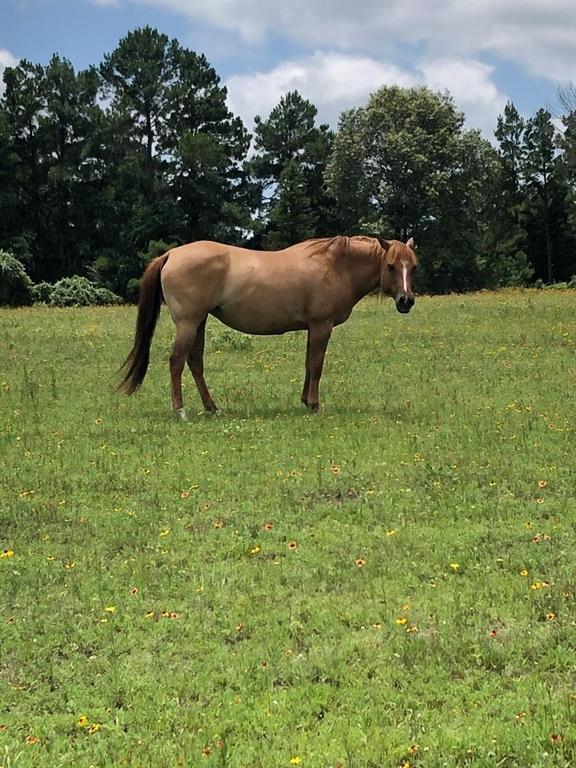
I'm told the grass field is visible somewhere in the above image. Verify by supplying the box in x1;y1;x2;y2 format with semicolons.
1;290;575;768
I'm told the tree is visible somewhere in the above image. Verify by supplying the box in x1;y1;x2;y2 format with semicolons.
97;27;251;292
248;91;334;248
523;108;575;282
1;59;47;275
1;56;104;281
326;85;498;292
264;160;316;249
491;102;533;286
557;82;576;237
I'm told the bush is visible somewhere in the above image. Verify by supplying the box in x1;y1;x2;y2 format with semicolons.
125;278;141;304
48;276;122;307
31;281;53;304
0;250;34;307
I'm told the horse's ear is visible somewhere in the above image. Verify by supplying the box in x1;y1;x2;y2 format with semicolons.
379;238;391;251
406;237;415;250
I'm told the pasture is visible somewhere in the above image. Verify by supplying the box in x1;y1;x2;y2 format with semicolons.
1;290;575;767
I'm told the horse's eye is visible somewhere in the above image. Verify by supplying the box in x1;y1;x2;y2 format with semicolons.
387;264;395;272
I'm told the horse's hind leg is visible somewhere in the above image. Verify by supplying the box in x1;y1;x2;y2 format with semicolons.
169;321;199;420
187;318;218;413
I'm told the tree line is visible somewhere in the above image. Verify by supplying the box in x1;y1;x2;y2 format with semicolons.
0;26;574;300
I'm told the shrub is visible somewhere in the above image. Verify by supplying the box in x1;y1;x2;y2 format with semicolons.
0;250;34;307
48;276;122;307
31;281;53;304
125;278;141;304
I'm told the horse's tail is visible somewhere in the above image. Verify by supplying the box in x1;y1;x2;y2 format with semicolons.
118;253;170;395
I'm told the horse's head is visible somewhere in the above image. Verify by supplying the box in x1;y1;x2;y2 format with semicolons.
379;238;417;314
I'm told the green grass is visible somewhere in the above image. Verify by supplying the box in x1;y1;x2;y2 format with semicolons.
1;290;575;768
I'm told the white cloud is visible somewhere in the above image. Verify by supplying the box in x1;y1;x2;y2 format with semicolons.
142;0;576;84
226;52;417;129
420;58;507;137
0;49;19;97
225;51;507;139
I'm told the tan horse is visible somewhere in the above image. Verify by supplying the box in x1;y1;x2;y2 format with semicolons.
119;235;416;419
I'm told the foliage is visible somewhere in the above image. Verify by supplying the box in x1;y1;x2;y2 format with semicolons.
1;296;575;765
523;108;576;282
31;281;53;304
248;91;335;248
490;102;533;287
0;29;574;294
0;249;34;306
99;26;251;259
327;86;501;293
47;276;122;307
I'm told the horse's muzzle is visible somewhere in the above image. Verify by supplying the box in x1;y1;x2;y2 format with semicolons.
396;295;415;314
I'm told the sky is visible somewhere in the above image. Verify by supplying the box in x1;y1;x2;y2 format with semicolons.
1;0;575;139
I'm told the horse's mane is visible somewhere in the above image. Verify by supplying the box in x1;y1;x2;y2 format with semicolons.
305;235;385;263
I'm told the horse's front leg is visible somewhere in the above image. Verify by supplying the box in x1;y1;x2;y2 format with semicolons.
187;317;218;413
304;320;333;412
301;332;311;406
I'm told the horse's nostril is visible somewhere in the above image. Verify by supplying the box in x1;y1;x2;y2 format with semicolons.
396;295;414;314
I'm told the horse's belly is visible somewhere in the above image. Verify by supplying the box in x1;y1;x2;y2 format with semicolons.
211;304;307;335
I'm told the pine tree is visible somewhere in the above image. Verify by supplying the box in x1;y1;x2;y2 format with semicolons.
248;91;334;248
523;108;575;282
491;102;533;286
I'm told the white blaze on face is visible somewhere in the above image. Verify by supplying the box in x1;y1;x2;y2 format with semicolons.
402;262;408;294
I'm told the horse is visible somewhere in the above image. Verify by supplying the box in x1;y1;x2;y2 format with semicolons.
119;235;417;419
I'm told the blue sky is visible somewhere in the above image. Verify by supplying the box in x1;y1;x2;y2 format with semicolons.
1;0;574;137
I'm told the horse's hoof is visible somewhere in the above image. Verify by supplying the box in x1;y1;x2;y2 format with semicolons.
307;403;320;413
174;407;188;422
